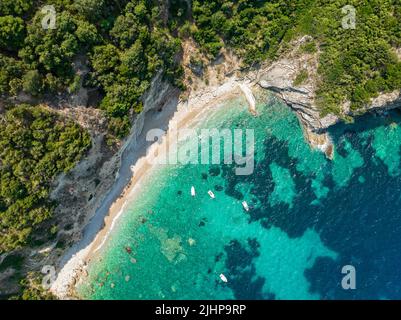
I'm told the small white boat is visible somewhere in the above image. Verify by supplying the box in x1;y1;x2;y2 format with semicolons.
242;201;250;212
208;190;215;199
191;186;196;197
219;273;228;283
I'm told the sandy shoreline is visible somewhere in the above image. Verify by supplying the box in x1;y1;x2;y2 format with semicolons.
50;79;256;299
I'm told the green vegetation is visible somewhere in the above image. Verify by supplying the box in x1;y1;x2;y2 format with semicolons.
2;0;400;122
88;1;184;138
0;15;25;50
0;0;33;17
299;40;317;54
294;0;401;115
9;272;57;300
0;105;91;252
0;0;400;253
189;0;310;64
186;0;401;115
0;0;400;251
293;69;309;86
1;0;401;299
1;0;184;139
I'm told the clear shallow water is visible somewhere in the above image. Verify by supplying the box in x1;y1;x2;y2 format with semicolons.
78;96;401;300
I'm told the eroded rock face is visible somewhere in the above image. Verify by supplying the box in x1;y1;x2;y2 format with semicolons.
368;90;401;113
255;37;336;156
258;36;339;133
50;71;177;243
257;36;401;155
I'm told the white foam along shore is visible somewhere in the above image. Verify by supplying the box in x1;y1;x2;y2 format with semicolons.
50;79;258;299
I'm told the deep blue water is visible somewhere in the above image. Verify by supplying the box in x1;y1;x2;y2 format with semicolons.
240;107;401;299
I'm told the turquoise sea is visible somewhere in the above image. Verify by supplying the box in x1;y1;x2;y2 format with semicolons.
78;94;401;300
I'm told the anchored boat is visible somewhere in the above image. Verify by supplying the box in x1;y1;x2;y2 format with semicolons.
191;186;196;197
208;190;215;199
219;273;228;283
242;201;250;212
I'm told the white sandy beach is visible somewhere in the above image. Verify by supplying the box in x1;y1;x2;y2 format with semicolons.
50;79;258;299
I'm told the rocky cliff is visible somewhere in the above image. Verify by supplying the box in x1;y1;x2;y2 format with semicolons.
256;36;401;158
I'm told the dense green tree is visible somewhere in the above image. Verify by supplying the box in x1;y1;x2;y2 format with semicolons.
87;0;183;131
191;0;305;62
0;105;91;252
19;11;79;79
0;0;33;16
0;54;26;95
299;0;401;115
119;40;147;78
110;10;145;49
90;44;121;88
74;19;99;47
1;0;400;121
22;70;43;96
17;7;99;92
0;15;25;50
73;0;105;20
